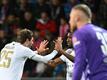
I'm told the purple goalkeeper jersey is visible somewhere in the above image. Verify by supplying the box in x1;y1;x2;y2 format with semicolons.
72;23;107;80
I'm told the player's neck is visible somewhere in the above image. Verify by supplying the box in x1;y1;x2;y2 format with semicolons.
23;42;28;47
77;20;91;29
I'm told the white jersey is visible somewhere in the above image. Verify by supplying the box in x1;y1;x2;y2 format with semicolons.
60;49;75;80
0;42;57;80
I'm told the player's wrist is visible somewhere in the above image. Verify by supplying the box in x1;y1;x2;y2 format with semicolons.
53;50;58;53
59;49;65;54
37;49;42;55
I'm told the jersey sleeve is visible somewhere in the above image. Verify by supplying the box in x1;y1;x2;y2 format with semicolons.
23;47;58;63
60;49;73;62
31;50;58;63
23;47;37;59
60;55;66;62
22;47;58;63
72;31;87;80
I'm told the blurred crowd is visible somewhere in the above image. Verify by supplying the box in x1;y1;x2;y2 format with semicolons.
0;0;107;79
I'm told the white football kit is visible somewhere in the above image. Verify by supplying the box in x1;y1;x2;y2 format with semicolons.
0;42;57;80
60;49;75;80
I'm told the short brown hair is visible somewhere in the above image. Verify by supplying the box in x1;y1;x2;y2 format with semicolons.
73;4;92;19
17;29;33;44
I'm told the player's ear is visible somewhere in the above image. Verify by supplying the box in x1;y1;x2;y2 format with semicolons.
74;18;78;23
75;17;80;22
74;18;77;22
26;39;30;42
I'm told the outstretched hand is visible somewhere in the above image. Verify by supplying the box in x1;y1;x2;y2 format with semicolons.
54;37;63;52
36;40;49;54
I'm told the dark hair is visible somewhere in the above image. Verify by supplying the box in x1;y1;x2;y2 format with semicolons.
17;29;33;44
73;4;92;19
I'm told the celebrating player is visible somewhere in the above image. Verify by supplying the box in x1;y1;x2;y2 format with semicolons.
48;33;75;80
0;29;58;80
55;4;107;80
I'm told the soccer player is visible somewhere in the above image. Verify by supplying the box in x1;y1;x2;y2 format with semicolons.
0;29;58;80
55;4;107;80
48;33;75;80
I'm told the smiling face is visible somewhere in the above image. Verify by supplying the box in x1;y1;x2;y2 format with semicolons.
67;33;72;47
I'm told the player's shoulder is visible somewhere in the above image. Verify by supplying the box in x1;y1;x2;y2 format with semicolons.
66;48;75;57
14;42;33;56
73;29;86;40
17;43;30;51
73;27;86;37
4;42;16;49
72;24;94;46
65;49;73;54
9;42;29;51
73;24;96;37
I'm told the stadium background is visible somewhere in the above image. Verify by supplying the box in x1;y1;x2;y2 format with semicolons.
0;0;106;80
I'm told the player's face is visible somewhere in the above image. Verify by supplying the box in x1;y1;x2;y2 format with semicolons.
69;9;77;32
67;33;72;47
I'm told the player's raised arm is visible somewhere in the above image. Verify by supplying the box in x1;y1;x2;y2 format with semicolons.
31;50;58;63
28;40;58;63
54;37;74;62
